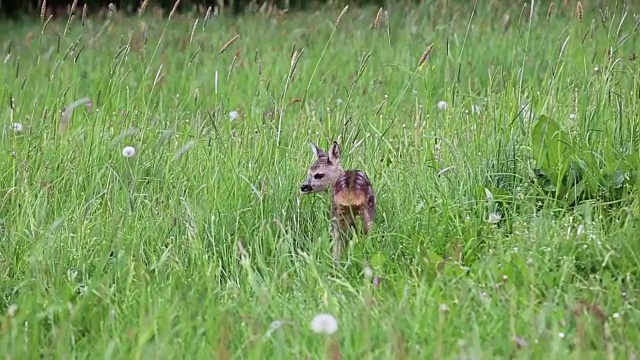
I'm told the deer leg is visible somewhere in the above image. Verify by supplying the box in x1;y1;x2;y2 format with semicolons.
330;202;345;261
363;206;375;235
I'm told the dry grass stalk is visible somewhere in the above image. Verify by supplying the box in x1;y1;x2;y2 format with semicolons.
40;0;47;21
373;7;383;30
576;1;583;22
418;43;433;68
81;4;87;25
326;337;343;360
547;2;554;22
138;0;150;16
219;34;239;54
169;0;181;20
335;5;348;27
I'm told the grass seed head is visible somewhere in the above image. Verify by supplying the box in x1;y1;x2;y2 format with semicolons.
219;34;239;54
547;2;554;22
40;0;47;21
204;6;212;27
335;5;348;27
138;0;150;16
70;0;78;16
418;43;433;68
576;1;583;22
108;3;116;17
169;0;181;20
82;4;87;25
373;7;383;30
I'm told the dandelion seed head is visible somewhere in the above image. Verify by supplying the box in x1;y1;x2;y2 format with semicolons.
363;266;373;279
437;100;448;110
122;146;136;158
569;113;577;120
12;122;23;133
229;111;239;121
310;313;338;335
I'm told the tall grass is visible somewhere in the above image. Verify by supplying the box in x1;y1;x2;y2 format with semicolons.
1;1;639;358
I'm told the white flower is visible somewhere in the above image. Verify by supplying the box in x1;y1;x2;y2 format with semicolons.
558;332;565;338
437;100;448;110
12;122;23;133
363;266;373;279
488;212;502;223
310;313;338;335
122;146;136;158
439;304;449;313
569;113;577;120
229;111;239;121
612;312;621;319
7;304;17;317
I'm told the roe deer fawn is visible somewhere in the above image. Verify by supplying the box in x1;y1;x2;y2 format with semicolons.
300;141;376;261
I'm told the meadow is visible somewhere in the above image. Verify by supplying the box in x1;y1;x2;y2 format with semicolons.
1;0;640;358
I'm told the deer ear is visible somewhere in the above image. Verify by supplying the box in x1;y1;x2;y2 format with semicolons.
311;142;327;158
328;141;341;163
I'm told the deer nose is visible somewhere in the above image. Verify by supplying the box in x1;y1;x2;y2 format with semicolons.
300;184;312;192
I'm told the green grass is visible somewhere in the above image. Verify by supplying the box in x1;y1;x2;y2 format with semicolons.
1;1;640;358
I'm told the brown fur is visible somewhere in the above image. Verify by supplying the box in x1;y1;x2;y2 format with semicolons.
300;141;376;260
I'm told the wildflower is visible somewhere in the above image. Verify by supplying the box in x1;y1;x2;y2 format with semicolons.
437;100;447;110
488;212;502;224
439;304;449;313
310;313;338;335
558;332;565;338
612;312;621;319
363;266;373;279
229;111;239;121
12;122;23;133
569;113;577;120
7;304;17;317
122;146;136;158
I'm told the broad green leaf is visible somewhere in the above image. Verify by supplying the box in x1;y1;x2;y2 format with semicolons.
531;115;573;190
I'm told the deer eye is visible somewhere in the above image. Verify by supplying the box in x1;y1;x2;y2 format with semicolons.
314;173;325;180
